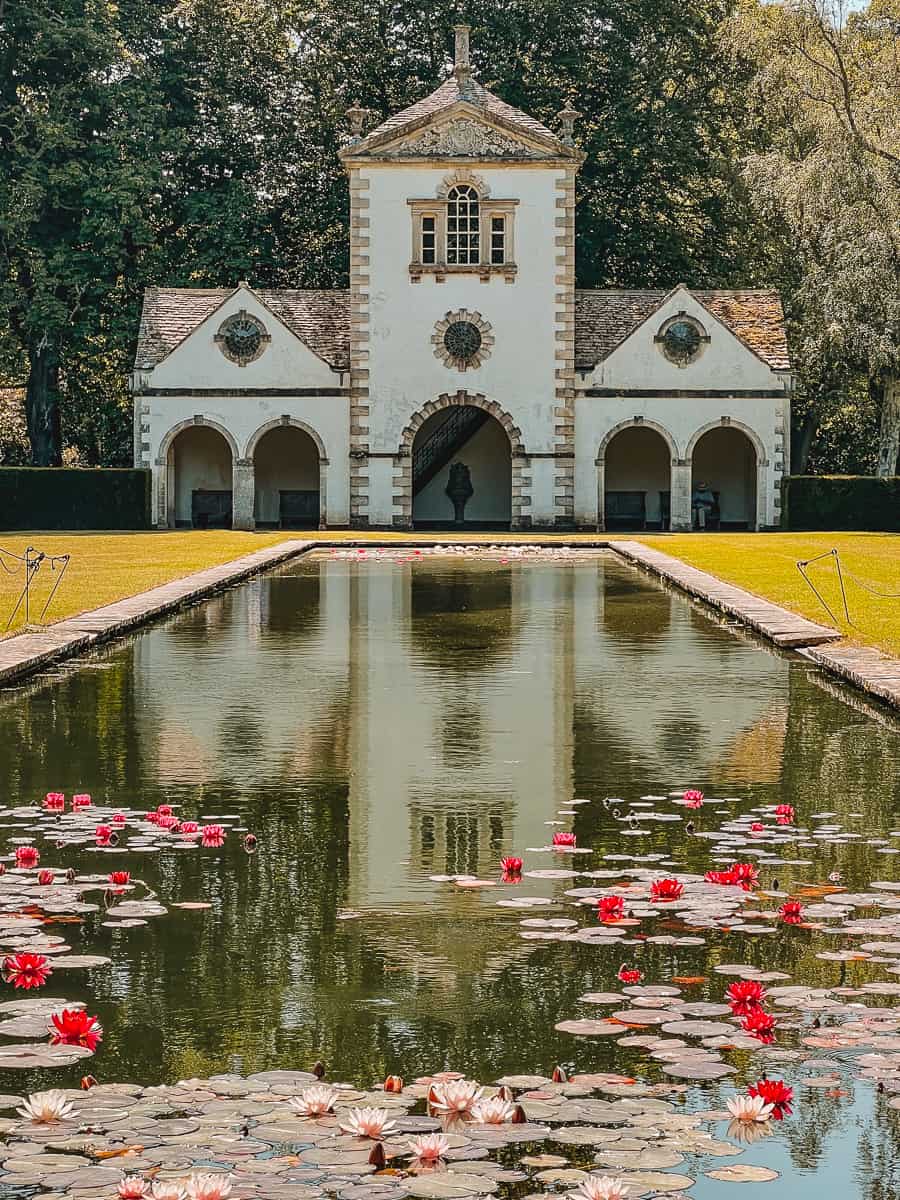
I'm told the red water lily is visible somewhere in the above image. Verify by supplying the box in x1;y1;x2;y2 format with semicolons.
741;1008;777;1043
705;869;735;885
552;831;576;848
15;846;40;869
780;901;804;925
4;952;52;989
157;814;180;831
43;792;65;812
728;862;760;890
748;1078;793;1119
37;869;54;886
157;805;174;817
95;825;114;846
180;821;200;835
683;789;704;809
48;1009;103;1052
618;964;643;984
72;794;92;809
750;821;765;833
774;804;795;825
726;979;767;1015
597;895;625;922
650;877;684;901
108;871;130;886
111;813;127;825
201;824;226;847
501;856;523;875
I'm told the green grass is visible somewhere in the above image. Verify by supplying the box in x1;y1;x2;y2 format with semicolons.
640;532;900;658
2;529;897;658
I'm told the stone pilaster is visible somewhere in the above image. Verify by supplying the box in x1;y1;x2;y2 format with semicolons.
670;459;692;531
348;168;371;526
552;167;578;527
232;458;255;530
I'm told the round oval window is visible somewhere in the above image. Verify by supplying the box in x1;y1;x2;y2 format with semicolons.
444;321;482;363
661;320;702;365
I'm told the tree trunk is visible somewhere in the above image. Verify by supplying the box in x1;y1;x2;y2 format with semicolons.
25;343;62;466
876;374;900;476
792;410;818;475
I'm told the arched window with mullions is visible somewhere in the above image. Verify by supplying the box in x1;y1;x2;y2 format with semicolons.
446;184;480;265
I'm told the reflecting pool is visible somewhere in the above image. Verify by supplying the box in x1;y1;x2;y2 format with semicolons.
0;552;898;1198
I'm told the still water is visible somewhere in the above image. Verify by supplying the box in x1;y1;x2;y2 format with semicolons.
1;552;899;1196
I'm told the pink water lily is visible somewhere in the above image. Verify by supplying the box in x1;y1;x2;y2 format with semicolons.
408;1132;451;1162
429;1079;484;1116
72;793;92;809
15;846;39;869
201;825;226;847
552;831;576;848
184;1174;232;1200
288;1085;338;1116
118;1176;150;1198
682;789;704;809
338;1106;398;1138
470;1096;516;1124
43;792;65;812
573;1177;630;1200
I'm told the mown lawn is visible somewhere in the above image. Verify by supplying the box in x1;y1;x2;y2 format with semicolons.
640;532;900;658
1;529;897;657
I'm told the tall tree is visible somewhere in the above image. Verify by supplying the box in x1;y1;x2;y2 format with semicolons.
0;0;166;464
726;0;900;474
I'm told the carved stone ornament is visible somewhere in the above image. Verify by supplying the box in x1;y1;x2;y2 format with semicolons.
432;310;495;371
395;119;543;160
214;310;271;366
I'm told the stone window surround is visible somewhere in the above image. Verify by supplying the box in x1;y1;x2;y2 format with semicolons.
408;172;518;282
653;311;711;368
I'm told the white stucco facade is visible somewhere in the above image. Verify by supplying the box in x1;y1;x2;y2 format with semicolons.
132;28;791;532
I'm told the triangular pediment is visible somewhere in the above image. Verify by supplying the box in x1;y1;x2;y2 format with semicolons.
342;98;579;164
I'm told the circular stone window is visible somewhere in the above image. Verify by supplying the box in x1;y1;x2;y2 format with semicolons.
659;318;705;366
433;309;494;371
216;311;270;366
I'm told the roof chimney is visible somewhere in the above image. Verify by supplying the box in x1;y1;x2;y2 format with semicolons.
453;24;476;100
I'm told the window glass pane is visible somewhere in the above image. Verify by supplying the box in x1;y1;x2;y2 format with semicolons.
447;185;480;265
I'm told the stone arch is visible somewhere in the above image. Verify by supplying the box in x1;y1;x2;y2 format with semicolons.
155;416;239;528
244;416;328;529
394;390;527;530
686;418;767;531
595;418;679;532
436;169;490;199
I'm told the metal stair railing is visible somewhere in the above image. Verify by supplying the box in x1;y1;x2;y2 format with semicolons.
413;407;488;493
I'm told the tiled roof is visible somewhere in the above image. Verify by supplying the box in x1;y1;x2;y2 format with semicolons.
134;287;350;371
353;75;562;151
575;289;790;371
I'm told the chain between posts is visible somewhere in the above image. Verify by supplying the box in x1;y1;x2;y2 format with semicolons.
1;545;72;631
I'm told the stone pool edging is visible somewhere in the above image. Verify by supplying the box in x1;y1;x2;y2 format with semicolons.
1;535;898;712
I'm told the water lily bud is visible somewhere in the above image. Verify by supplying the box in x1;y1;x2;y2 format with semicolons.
551;1066;567;1083
80;1075;98;1090
497;1085;513;1101
512;1104;526;1124
383;1075;403;1093
313;1060;326;1079
368;1142;386;1168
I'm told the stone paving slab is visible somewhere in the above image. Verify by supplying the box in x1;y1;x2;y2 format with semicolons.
0;539;314;688
800;643;900;711
613;540;841;649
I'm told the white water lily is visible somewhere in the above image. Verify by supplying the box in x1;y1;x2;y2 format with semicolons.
429;1079;484;1116
289;1084;339;1117
184;1174;233;1200
151;1184;187;1200
338;1106;398;1138
408;1132;451;1162
118;1177;150;1199
573;1176;630;1200
16;1089;77;1123
725;1094;775;1123
470;1096;516;1125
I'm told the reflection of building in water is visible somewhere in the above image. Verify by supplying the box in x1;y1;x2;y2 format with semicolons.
135;553;789;905
345;561;575;907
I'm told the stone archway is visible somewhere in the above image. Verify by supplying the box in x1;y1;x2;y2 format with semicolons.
596;419;679;531
157;417;239;528
687;420;766;530
244;417;329;529
394;391;528;529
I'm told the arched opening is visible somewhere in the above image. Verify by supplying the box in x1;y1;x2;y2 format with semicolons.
168;425;233;528
411;406;512;529
603;425;672;530
690;426;758;530
253;425;321;528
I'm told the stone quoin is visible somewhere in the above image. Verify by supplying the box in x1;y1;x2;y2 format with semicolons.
131;27;791;532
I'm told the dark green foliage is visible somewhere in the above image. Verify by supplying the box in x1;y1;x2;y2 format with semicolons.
782;475;900;532
0;469;151;531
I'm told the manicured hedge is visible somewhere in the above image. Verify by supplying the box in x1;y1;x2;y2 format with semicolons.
0;468;151;531
782;475;900;531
